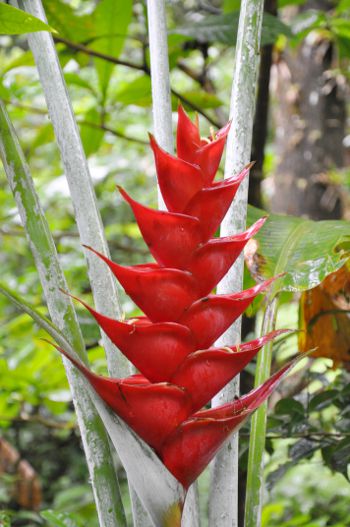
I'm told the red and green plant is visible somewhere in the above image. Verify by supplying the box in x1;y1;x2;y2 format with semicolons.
49;106;293;493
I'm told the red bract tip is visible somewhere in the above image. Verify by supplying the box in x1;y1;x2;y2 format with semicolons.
68;293;196;382
149;133;205;213
170;329;288;412
179;278;276;349
184;168;249;241
176;105;231;185
186;217;267;295
48;340;192;452
84;245;201;322
161;355;296;488
118;186;202;269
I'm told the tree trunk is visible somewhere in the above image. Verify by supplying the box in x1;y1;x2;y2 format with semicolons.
271;0;346;219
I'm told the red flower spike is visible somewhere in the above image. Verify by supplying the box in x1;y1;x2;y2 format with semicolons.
184;167;251;241
176;105;231;184
48;341;192;452
179;278;276;349
187;217;267;295
49;109;293;494
149;133;204;213
117;186;202;268
161;358;296;488
84;245;201;322
67;294;196;382
170;329;289;412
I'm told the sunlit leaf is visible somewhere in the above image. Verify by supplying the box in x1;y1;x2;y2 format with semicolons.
91;0;133;102
246;206;350;293
0;4;55;35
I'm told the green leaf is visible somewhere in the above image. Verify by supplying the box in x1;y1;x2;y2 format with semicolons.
113;75;152;107
171;11;292;47
41;510;79;527
174;90;223;110
80;108;105;157
275;398;305;418
278;0;306;7
0;3;55;35
43;0;93;41
91;0;133;102
1;50;35;75
309;390;339;412
246;206;350;292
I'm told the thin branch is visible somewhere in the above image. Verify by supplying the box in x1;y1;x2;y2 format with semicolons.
0;227;149;255
54;35;220;127
55;35;148;72
4;100;148;145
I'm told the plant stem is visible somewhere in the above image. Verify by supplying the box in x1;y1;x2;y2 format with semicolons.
147;0;173;154
209;1;265;526
244;297;278;527
18;0;129;379
0;100;127;527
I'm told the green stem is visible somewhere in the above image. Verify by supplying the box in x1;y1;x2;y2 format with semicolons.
244;296;278;527
0;101;127;527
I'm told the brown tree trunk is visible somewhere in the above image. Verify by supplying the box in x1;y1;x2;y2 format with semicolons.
270;1;346;219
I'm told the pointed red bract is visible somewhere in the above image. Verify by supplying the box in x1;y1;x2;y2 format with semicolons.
179;278;276;349
49;341;192;451
150;133;204;212
85;246;201;322
184;168;249;241
176;105;231;184
187;218;267;294
68;294;196;382
160;358;295;488
170;330;288;412
118;186;202;268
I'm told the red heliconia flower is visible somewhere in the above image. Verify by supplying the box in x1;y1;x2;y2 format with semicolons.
54;106;294;491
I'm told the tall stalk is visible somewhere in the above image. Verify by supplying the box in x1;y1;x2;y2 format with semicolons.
244;298;278;527
17;0;129;379
146;2;200;525
209;1;265;525
0;101;127;527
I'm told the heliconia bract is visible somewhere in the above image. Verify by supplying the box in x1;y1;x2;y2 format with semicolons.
53;106;292;490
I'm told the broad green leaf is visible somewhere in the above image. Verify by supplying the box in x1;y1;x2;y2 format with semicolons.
171;11;292;47
246;206;350;292
0;3;55;35
91;0;133;102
